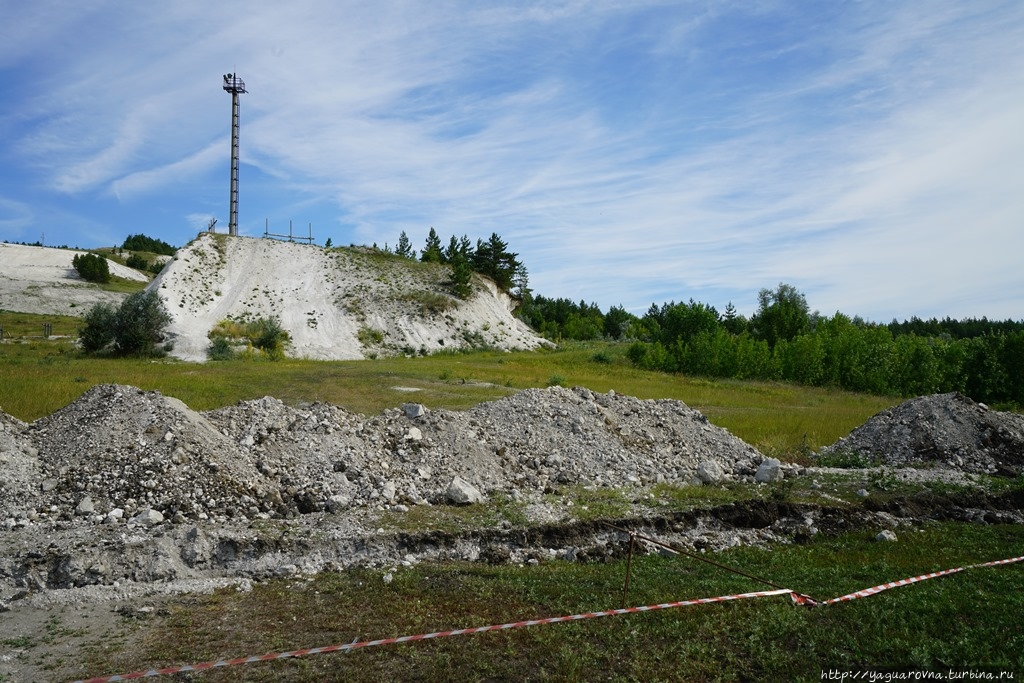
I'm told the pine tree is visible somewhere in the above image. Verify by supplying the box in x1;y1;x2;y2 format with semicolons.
472;232;521;292
450;253;473;299
421;227;443;263
444;234;472;263
512;263;531;301
395;231;415;259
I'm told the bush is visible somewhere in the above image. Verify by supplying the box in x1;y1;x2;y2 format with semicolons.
207;336;235;360
114;290;171;356
250;317;289;360
358;326;384;347
72;253;111;283
78;302;117;353
125;253;150;271
208;316;290;360
122;233;176;256
79;289;170;357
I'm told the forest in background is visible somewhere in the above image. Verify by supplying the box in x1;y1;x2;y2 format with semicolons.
389;229;1023;407
518;283;1024;407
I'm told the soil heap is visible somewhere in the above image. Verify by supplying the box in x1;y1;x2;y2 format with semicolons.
2;384;764;528
818;392;1024;476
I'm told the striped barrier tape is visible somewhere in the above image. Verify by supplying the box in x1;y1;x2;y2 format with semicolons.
70;555;1024;683
71;588;794;682
809;554;1024;607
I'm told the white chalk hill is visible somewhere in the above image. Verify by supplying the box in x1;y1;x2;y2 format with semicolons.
0;242;150;317
154;233;547;361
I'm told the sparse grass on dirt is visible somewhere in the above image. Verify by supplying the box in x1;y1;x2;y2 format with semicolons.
54;522;1023;683
93;275;150;294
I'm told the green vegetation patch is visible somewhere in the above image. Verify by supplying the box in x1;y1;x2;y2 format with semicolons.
71;523;1024;682
0;340;897;458
208;316;290;361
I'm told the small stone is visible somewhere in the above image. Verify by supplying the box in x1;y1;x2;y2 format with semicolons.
75;496;95;516
406;426;423;441
103;508;124;525
755;458;782;483
130;508;164;526
326;495;350;513
403;403;426;419
876;530;898;542
856;488;870;498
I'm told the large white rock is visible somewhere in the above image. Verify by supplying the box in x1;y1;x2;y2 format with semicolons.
445;476;484;505
755;458;783;483
130;508;164;526
75;496;95;516
403;403;426;419
696;460;725;485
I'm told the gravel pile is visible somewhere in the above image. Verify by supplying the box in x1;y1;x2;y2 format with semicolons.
3;387;1024;600
3;384;764;528
818;392;1024;476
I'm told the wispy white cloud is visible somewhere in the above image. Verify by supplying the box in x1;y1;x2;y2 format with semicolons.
0;197;34;239
2;0;1022;320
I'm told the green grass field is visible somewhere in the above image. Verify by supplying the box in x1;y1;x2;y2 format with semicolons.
0;313;895;458
58;523;1022;682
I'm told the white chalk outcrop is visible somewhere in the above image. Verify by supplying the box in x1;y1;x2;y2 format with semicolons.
153;233;548;362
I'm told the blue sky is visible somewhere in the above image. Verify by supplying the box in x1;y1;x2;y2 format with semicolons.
2;1;1022;322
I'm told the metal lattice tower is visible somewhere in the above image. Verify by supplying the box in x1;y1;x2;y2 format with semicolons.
222;73;247;236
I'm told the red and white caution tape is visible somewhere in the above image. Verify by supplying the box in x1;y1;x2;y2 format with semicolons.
71;588;793;682
70;555;1024;683
810;554;1024;607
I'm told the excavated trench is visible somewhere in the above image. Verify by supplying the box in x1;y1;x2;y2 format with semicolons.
6;489;1023;597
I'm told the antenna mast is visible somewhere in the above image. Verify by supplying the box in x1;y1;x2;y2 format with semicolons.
222;73;247;236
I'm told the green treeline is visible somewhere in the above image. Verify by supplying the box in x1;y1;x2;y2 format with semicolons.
520;283;1024;406
384;228;1021;405
389;229;527;298
517;296;633;341
122;233;176;256
72;252;111;283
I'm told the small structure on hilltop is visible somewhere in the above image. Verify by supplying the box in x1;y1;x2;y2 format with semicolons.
263;219;315;245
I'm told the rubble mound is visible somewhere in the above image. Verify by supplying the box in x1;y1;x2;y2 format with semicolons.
818;393;1024;475
4;384;764;529
24;385;270;526
0;410;38;522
